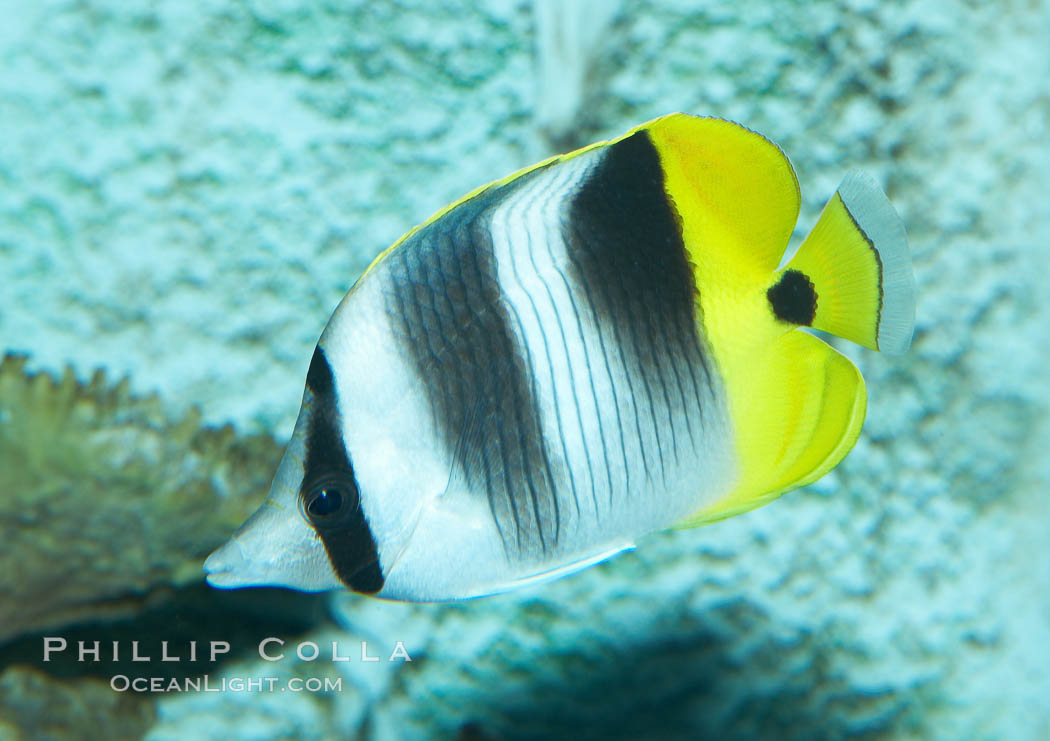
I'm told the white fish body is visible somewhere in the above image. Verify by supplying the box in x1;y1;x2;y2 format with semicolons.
205;114;913;601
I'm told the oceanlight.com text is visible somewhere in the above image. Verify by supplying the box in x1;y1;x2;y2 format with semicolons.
110;674;343;693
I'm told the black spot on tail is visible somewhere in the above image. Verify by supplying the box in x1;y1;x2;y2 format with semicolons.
767;269;817;326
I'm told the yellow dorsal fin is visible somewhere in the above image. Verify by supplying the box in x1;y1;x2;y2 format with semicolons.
645;113;801;273
677;330;867;528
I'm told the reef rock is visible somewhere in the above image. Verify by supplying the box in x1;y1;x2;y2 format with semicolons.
0;355;282;644
0;665;155;741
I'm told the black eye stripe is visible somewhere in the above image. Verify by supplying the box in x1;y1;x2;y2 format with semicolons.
305;344;335;397
303;348;350;465
300;346;384;594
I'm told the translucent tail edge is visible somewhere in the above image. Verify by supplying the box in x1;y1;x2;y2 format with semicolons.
838;170;914;355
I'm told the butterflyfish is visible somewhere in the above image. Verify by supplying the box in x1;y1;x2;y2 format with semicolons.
204;113;914;601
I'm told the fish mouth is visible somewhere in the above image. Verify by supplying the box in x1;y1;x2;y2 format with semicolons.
202;502;344;593
203;537;335;592
203;539;256;589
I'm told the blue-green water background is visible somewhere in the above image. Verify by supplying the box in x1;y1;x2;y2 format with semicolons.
1;1;1048;739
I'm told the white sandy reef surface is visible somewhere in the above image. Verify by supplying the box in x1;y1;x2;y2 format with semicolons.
1;1;1048;739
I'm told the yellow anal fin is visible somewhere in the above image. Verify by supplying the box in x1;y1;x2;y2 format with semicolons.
646;113;801;274
677;330;867;528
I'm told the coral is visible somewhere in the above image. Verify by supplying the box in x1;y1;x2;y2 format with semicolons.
532;0;623;148
0;354;282;644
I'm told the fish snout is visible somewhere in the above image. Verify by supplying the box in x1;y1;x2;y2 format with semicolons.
203;538;253;588
203;500;342;592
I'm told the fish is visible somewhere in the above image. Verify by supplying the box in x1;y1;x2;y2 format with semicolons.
204;113;914;601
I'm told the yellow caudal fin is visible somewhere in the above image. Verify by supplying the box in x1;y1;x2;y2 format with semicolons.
773;170;915;355
678;330;867;528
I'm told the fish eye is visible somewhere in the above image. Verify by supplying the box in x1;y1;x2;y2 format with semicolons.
301;474;358;527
